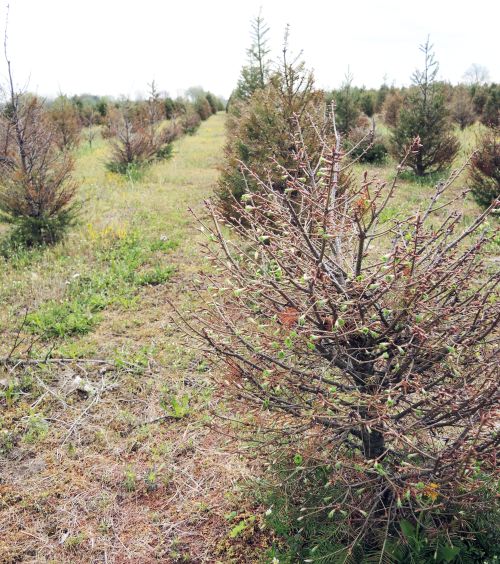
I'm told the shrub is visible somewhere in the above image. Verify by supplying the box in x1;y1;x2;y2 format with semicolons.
0;91;79;246
469;128;500;208
48;94;82;150
105;104;178;173
345;124;388;164
181;115;499;559
390;39;459;176
450;85;475;130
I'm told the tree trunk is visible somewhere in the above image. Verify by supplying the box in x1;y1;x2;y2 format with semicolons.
361;427;385;459
415;151;424;176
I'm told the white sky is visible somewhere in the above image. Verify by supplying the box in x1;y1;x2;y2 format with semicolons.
2;0;499;99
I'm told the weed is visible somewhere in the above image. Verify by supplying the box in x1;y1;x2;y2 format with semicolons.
26;233;175;338
98;519;111;534
159;388;190;419
64;533;86;550
106;160;145;181
229;515;256;539
150;238;178;252
0;428;15;454
0;379;20;407
136;265;175;286
144;467;159;492
23;414;49;444
123;466;137;492
399;168;449;186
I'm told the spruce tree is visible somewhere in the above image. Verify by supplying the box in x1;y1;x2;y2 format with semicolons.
232;11;270;102
391;38;459;176
335;69;361;134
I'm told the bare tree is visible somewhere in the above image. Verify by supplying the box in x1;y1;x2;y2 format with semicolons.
463;63;490;86
178;115;499;555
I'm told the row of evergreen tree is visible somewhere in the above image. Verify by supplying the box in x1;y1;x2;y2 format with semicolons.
0;72;225;248
219;15;498;214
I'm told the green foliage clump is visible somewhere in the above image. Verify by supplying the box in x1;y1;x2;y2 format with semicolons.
469;128;500;208
1;208;78;252
345;124;388;164
260;461;500;563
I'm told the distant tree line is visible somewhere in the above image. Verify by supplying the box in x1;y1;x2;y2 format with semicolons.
223;25;498;214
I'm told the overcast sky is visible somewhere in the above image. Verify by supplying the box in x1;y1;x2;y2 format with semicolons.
2;0;499;99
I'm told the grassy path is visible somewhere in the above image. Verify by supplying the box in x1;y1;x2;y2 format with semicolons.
0;115;267;563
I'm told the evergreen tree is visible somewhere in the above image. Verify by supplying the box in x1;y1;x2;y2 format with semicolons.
218;35;335;219
450;85;475;130
360;90;375;117
391;39;459;176
233;11;270;102
469;128;500;208
480;85;500;127
334;69;361;134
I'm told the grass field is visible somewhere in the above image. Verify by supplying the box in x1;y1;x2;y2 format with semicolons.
0;114;492;563
0;114;272;563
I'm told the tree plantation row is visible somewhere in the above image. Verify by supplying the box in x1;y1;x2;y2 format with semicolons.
0;72;223;247
0;11;498;564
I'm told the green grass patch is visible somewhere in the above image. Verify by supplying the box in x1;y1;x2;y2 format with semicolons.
398;168;450;186
26;233;176;338
258;461;499;563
